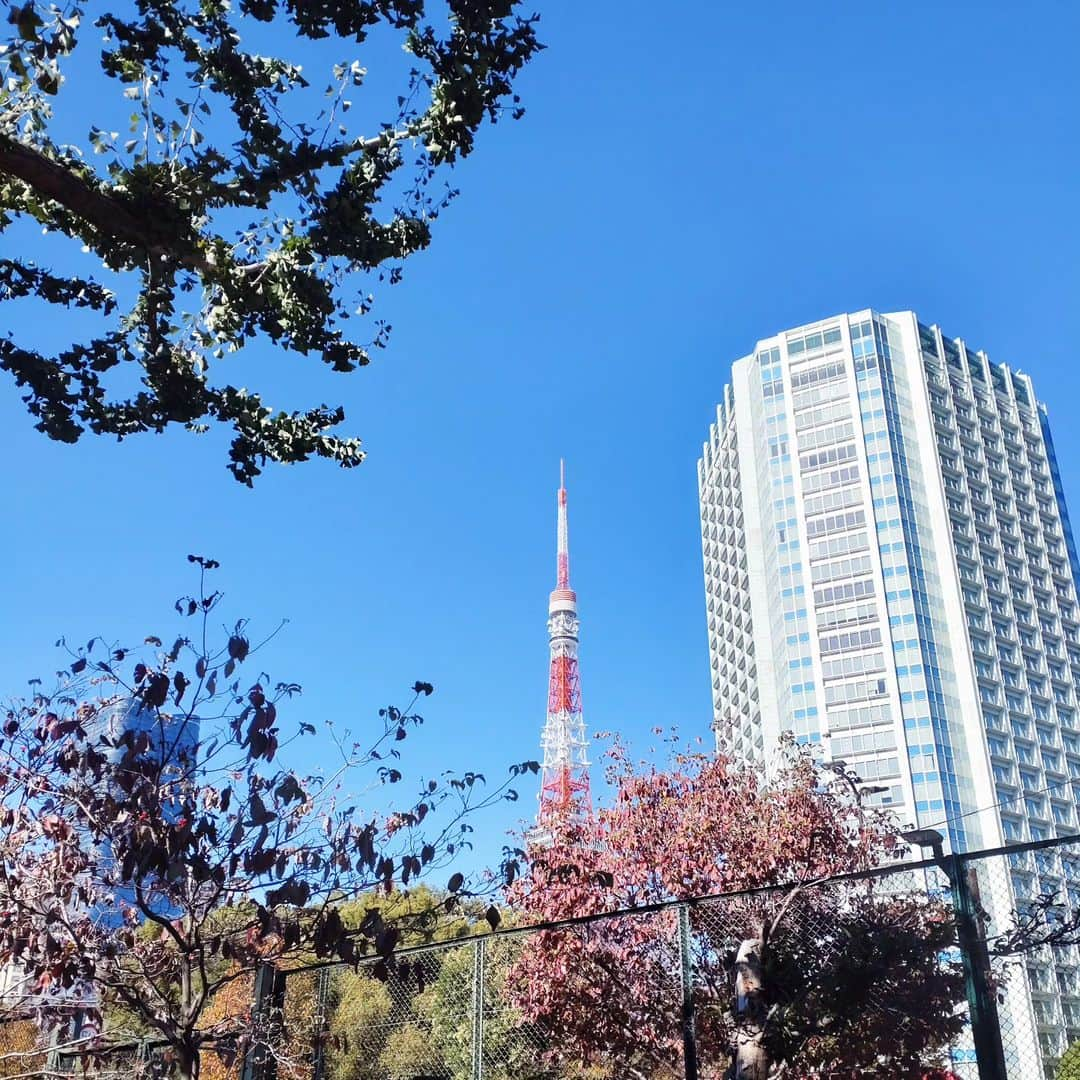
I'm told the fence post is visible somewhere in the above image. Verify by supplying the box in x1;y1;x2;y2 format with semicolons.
45;1043;65;1077
471;937;486;1080
950;854;1008;1080
677;904;700;1080
242;961;286;1080
311;966;331;1080
45;1011;83;1076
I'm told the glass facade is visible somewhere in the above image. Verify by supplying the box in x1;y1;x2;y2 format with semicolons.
699;310;1080;1076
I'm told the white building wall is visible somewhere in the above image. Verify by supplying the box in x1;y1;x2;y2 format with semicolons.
700;309;1080;1077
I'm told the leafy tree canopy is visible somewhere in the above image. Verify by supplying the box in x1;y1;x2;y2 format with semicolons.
0;0;541;482
1060;1039;1080;1080
507;737;966;1079
0;557;534;1080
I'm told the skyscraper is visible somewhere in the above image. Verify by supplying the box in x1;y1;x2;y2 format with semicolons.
0;697;201;1033
699;310;1080;1072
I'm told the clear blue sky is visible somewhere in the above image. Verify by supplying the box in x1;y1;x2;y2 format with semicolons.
2;1;1078;873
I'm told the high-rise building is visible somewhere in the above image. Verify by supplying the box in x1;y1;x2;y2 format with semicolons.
0;697;200;1033
698;310;1080;1074
98;696;199;780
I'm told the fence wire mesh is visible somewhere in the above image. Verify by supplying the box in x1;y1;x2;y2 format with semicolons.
687;866;964;1079
12;834;1080;1078
320;938;474;1079
283;836;1080;1079
968;838;1080;1080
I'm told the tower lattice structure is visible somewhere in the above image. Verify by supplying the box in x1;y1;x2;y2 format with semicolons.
538;461;591;822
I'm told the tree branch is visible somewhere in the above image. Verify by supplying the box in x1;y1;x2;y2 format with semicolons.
0;136;215;275
0;137;147;247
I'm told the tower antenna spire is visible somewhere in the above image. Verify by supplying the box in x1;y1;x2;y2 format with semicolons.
538;461;591;825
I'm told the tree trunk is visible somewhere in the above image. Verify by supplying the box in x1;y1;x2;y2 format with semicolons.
731;935;770;1079
178;943;199;1080
176;1039;199;1080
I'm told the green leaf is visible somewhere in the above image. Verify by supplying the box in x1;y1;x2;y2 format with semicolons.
36;70;59;95
13;3;43;42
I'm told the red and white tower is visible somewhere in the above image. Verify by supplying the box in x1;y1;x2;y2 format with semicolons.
538;461;591;822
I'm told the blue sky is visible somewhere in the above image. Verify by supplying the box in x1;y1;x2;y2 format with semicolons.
2;1;1079;874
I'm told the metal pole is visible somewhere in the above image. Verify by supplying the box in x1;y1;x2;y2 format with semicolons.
311;966;331;1080
950;854;1008;1080
45;1041;64;1077
471;938;486;1080
677;904;700;1080
242;962;285;1080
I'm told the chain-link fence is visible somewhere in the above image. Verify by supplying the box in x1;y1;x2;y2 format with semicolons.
309;930;556;1080
14;833;1080;1079
262;835;1080;1080
967;836;1080;1080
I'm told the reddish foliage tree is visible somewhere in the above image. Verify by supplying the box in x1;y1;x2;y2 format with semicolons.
507;738;966;1079
0;558;531;1080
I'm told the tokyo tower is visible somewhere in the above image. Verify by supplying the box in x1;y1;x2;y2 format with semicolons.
538;461;591;823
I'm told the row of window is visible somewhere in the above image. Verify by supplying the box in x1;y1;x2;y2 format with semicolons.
819;626;883;656
817;599;879;631
799;442;858;474
814;577;876;608
852;755;900;783
806;508;867;540
811;554;874;586
830;728;896;757
808;531;869;563
790;358;846;391
821;651;885;682
825;701;893;732
787;326;843;356
797;420;855;454
824;677;888;706
802;462;861;497
803;485;863;518
792;371;849;411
